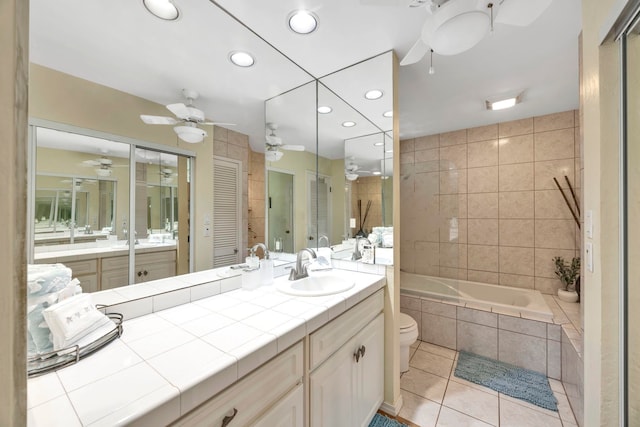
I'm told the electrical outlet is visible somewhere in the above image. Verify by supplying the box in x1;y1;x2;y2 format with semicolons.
204;226;211;237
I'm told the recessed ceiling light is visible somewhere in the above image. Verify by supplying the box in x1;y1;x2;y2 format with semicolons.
383;111;393;118
372;171;382;175
317;106;332;114
288;10;318;34
342;121;356;127
143;0;179;21
229;51;255;67
364;89;383;100
385;148;393;153
485;93;522;110
374;142;384;147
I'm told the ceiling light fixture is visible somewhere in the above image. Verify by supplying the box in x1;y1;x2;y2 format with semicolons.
229;51;255;67
385;148;393;153
345;173;359;181
428;0;490;56
485;93;522;111
288;10;318;34
383;111;393;118
428;49;435;75
317;106;332;114
142;0;179;21
265;150;284;162
374;142;384;147
364;89;383;100
372;171;382;176
342;121;356;127
173;125;206;143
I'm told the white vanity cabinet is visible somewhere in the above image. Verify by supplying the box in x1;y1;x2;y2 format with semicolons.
172;341;304;427
309;290;384;427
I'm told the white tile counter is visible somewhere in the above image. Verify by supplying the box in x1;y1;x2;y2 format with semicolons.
27;267;387;426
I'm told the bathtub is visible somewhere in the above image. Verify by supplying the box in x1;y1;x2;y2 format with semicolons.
400;272;553;322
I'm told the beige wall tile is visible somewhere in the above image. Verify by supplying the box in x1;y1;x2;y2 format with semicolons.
439;129;467;146
499;273;535;289
400;138;415;153
213;139;228;157
534;247;576;279
467;244;499;272
422;313;456;349
439;267;467;280
467;140;498;168
414;160;440;173
457;321;498;359
439;194;467;218
499;191;534;219
400;151;415;165
499;219;534;247
467;166;498;193
400;240;416;273
440;169;467;194
440;217;467;244
415;147;439;164
415;212;440;242
534;111;575;132
535;190;575;219
535;277;562;295
534;159;575;190
467;124;498;142
467;270;499;284
468;219;499;245
439;243;467;269
499;163;534;191
468;193;499;218
498;330;546;374
415;134;439;151
440;144;467;171
574;126;581;157
228;129;249;147
499;246;534;275
213;125;228;142
415;241;439;266
499;117;533;138
498;134;534;164
534;128;575;161
534;219;576;250
415;171;440;197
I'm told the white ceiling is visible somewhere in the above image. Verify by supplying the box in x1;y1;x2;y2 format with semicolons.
29;0;581;159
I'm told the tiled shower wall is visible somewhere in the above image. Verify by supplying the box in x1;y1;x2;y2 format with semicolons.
350;176;383;234
248;149;265;250
400;110;581;294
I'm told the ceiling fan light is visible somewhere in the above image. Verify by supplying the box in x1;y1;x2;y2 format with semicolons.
174;125;206;143
142;0;179;21
96;168;112;177
229;51;255;67
288;10;318;34
346;173;359;181
486;93;522;110
265;150;284;162
431;11;489;55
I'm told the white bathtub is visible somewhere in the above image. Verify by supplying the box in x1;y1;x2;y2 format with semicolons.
400;272;553;322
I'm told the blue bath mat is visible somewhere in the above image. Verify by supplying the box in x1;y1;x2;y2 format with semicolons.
368;413;408;427
454;351;558;411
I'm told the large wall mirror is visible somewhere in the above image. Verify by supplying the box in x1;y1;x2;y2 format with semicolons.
264;51;394;263
29;124;194;292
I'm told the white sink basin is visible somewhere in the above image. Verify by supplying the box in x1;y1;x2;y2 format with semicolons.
276;273;355;297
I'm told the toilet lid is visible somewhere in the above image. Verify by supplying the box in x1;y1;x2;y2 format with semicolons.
399;313;416;330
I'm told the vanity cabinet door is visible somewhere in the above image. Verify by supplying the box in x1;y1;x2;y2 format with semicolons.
354;313;384;427
134;250;176;283
252;384;303;427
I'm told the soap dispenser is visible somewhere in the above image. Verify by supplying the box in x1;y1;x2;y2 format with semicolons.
260;249;274;286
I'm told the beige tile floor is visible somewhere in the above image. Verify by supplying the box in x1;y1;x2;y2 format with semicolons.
398;341;579;427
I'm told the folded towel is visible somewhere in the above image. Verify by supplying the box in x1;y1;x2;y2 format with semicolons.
43;293;115;351
309;247;333;271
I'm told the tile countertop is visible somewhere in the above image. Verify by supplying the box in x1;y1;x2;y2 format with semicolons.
27;268;387;427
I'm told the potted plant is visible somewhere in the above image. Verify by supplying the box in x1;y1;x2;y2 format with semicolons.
553;256;581;302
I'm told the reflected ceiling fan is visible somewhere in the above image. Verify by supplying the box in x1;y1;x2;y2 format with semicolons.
345;160;377;180
264;123;305;162
80;156;126;177
140;89;235;143
389;0;553;66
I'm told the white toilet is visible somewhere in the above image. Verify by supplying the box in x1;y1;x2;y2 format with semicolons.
399;312;419;373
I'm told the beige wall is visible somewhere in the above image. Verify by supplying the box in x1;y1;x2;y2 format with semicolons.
1;0;28;423
399;111;581;294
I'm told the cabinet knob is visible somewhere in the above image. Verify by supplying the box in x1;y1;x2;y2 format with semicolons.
137;271;142;277
143;270;148;276
359;345;366;358
354;350;360;363
221;408;238;427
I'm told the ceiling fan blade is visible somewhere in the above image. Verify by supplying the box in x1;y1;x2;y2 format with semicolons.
495;0;552;26
166;103;191;119
81;159;100;166
400;37;430;66
201;121;237;126
140;114;180;125
266;135;283;145
282;144;305;151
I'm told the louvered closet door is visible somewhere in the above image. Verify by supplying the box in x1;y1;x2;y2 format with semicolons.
213;157;241;267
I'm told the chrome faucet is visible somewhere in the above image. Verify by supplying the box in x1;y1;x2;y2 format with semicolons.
351;236;369;261
288;248;317;280
251;242;270;260
318;234;329;247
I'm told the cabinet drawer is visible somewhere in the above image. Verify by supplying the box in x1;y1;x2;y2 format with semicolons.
251;384;303;427
173;341;303;427
101;255;129;271
64;259;97;276
76;274;99;293
310;289;384;370
136;250;176;265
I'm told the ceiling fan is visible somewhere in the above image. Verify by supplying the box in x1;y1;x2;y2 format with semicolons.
395;0;553;66
264;123;305;162
140;89;235;143
345;161;378;180
81;156;126;177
